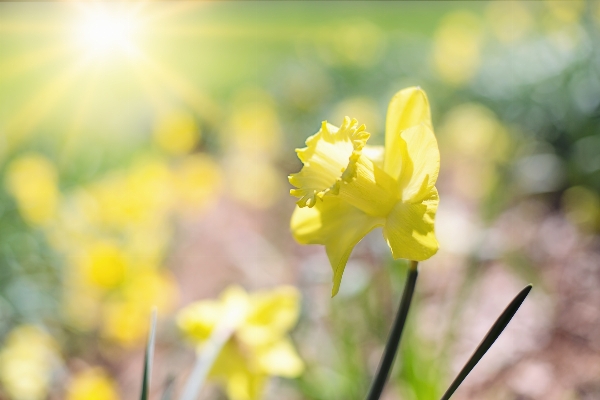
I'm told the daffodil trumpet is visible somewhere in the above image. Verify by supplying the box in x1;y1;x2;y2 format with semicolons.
290;87;439;296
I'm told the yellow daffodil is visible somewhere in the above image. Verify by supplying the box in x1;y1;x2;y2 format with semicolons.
82;157;173;230
81;240;129;290
4;154;59;226
290;87;440;296
66;367;119;400
0;325;60;400
102;270;178;346
432;12;483;86
177;285;304;400
154;110;200;156
173;154;222;214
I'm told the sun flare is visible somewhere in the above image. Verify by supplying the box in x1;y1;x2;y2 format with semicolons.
72;4;143;60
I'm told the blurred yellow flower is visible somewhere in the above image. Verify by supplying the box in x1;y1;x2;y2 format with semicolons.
154;110;200;156
432;11;483;86
62;281;103;332
102;270;178;346
4;153;59;226
177;285;304;400
102;301;150;347
562;186;600;233
82;240;129;289
544;0;584;24
290;87;440;296
486;0;533;44
0;325;59;400
438;103;510;201
227;90;282;157
40;151;217;344
122;269;178;313
227;154;282;209
85;158;173;230
173;154;222;214
316;20;386;68
66;367;119;400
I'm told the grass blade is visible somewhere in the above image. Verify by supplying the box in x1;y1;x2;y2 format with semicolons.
366;261;419;400
440;284;532;400
141;307;158;400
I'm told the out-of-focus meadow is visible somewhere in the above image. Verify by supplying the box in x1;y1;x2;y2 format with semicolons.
1;1;599;399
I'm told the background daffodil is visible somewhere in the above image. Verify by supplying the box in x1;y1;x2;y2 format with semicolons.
290;87;440;296
177;285;304;400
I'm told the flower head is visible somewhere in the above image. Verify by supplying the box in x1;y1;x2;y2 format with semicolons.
290;87;440;296
66;367;119;400
4;154;59;226
0;325;60;400
177;285;304;400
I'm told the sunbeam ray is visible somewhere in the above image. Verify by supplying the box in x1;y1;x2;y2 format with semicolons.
136;55;221;125
58;64;103;166
125;58;171;115
2;59;91;152
0;44;72;83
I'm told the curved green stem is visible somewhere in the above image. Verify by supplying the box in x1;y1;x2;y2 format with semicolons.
366;261;419;400
179;318;236;400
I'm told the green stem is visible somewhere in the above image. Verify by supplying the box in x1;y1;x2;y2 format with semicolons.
179;319;236;400
141;308;158;400
366;261;419;400
440;284;532;400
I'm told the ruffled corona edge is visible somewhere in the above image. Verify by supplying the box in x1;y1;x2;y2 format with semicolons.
289;117;370;208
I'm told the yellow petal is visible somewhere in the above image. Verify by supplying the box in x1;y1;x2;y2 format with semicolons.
209;341;248;378
82;240;128;290
153;110;199;156
396;124;440;202
226;370;267;400
66;368;119;400
176;300;222;343
240;286;301;346
383;87;433;180
255;338;305;378
176;285;249;343
383;187;439;261
4;153;59;226
211;343;263;399
291;197;383;296
219;285;251;326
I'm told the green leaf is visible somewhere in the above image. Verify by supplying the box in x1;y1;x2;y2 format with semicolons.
140;308;158;400
440;284;532;400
